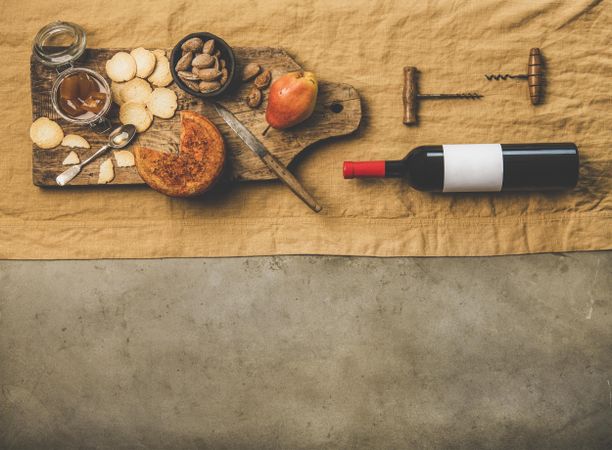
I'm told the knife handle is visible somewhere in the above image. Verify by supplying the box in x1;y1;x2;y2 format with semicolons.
261;152;322;213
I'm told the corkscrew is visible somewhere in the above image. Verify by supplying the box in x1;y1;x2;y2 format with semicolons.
485;48;544;105
403;66;482;125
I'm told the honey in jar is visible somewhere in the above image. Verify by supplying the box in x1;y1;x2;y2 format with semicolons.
57;71;108;120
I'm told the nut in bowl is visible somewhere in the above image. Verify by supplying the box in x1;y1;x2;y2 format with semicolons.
170;32;236;99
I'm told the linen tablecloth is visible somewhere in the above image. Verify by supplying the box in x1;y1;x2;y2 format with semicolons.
1;0;610;258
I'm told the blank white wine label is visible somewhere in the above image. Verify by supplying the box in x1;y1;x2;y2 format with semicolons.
443;144;504;192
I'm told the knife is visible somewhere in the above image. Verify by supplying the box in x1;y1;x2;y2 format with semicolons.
214;103;322;213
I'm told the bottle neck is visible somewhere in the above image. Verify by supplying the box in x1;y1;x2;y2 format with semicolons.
385;160;405;178
343;160;404;178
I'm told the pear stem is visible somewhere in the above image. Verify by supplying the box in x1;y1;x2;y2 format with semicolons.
262;125;271;136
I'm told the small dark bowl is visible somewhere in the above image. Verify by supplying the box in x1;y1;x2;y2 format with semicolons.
170;32;236;99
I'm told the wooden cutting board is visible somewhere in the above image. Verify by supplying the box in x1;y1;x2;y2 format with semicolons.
30;47;361;187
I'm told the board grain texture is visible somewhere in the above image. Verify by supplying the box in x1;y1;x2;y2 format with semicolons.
30;47;361;187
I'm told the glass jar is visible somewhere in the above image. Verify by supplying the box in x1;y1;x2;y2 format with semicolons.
32;21;111;132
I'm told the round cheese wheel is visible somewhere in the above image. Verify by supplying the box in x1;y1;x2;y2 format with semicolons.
133;111;225;197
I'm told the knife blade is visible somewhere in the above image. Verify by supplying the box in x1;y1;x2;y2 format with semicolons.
214;103;322;213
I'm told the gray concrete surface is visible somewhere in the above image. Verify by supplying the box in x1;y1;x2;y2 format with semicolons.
0;253;611;449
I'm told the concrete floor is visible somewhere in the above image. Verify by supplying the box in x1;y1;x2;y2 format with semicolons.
0;253;610;449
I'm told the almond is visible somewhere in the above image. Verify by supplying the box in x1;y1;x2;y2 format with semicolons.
196;68;222;81
183;79;200;91
199;81;221;93
175;52;193;72
192;53;214;68
178;70;200;81
203;39;215;55
220;68;229;86
254;69;271;89
241;63;260;82
246;86;262;108
181;37;203;52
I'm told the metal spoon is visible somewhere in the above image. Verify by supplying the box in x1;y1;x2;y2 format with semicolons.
56;124;137;186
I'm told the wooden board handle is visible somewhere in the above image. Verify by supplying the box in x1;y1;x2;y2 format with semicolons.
528;48;543;105
260;152;322;213
403;66;418;125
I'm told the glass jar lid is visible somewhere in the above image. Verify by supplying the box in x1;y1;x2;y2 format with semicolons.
32;21;87;68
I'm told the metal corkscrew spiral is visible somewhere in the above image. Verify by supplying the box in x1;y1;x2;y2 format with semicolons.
484;74;528;81
484;48;544;105
419;93;483;99
402;66;483;125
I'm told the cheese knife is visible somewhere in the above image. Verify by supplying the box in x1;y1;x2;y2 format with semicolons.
214;103;322;212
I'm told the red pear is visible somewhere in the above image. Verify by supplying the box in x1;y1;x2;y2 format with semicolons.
265;71;318;130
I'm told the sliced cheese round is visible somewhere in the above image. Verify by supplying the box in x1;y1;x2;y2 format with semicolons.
30;117;64;149
119;102;153;132
106;52;137;82
146;87;177;119
98;158;115;184
61;134;90;149
121;77;153;104
148;51;173;87
130;47;156;78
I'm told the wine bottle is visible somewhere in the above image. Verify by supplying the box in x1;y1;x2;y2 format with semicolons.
343;143;579;192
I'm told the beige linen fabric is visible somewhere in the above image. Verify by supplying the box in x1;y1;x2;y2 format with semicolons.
0;0;610;258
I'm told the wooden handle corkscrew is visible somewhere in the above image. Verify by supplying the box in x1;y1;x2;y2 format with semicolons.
485;47;544;105
403;67;418;125
527;48;543;105
402;66;482;125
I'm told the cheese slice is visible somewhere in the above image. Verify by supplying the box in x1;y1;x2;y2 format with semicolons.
98;158;115;184
62;151;80;165
114;150;135;167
